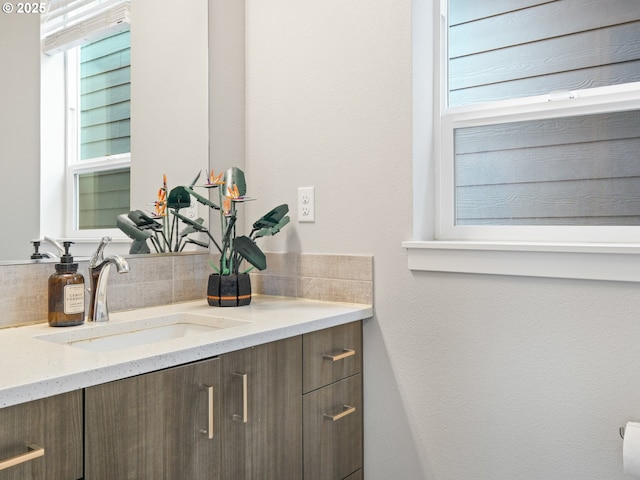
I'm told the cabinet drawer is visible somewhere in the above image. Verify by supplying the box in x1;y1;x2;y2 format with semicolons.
303;321;362;393
303;374;362;480
0;391;83;480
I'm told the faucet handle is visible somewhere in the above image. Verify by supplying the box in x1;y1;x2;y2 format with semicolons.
43;236;65;255
89;236;112;268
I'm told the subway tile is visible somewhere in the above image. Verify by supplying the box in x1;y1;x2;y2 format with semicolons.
299;254;372;281
261;252;298;276
298;277;373;304
109;279;174;311
250;273;298;297
0;252;372;328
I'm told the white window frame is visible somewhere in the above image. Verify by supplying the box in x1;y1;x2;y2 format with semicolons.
403;0;640;282
438;84;640;244
64;41;130;240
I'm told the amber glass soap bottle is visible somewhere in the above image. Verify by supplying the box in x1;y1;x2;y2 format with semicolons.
48;241;85;327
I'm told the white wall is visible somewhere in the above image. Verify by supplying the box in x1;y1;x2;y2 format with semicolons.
1;13;40;261
131;0;209;228
242;1;640;479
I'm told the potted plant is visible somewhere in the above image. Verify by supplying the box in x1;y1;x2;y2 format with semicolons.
182;167;290;306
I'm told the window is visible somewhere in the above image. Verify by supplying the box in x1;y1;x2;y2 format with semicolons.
437;0;640;243
404;0;640;281
69;28;131;231
42;0;131;236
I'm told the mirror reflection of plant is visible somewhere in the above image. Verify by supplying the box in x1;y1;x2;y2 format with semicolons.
118;168;290;272
117;172;206;254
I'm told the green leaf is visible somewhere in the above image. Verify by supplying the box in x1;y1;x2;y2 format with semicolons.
179;217;204;237
167;186;192;209
171;210;208;232
233;235;267;270
223;167;247;196
253;204;289;229
254;215;290;238
189;170;202;188
183;186;221;210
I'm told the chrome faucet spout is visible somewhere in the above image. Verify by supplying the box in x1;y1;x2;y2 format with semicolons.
89;236;112;269
88;240;130;322
43;236;65;256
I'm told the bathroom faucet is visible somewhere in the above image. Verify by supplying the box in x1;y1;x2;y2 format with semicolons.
31;236;66;260
88;236;130;322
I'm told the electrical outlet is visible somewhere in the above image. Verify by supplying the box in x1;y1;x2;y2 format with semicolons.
185;196;197;219
298;186;315;223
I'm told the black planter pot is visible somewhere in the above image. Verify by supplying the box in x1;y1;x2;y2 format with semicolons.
207;273;252;307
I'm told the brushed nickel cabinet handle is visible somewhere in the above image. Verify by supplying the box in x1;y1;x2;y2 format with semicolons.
0;444;44;471
323;348;356;362
232;372;248;423
199;384;214;439
323;405;356;422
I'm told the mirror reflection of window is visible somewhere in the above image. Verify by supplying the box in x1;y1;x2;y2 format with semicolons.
76;29;131;229
42;0;131;234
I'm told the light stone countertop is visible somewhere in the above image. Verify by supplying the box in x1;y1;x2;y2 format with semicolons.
0;295;373;408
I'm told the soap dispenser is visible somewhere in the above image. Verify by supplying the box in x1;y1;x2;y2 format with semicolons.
48;241;85;327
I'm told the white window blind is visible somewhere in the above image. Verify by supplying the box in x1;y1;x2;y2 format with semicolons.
42;0;130;55
40;0;132;233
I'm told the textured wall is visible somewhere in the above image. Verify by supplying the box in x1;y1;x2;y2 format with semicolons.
242;0;640;478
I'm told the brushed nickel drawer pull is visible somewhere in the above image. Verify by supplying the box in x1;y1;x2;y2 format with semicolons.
323;348;356;362
0;444;44;471
232;372;248;423
199;384;214;439
323;405;356;422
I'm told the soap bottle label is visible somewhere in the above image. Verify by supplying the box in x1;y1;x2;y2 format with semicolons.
64;284;85;315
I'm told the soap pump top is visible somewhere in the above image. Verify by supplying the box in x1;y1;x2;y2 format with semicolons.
30;240;45;260
55;241;78;273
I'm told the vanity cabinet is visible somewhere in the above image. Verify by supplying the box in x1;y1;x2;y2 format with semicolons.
221;335;303;479
303;321;363;480
84;357;221;479
3;320;363;479
84;335;302;480
0;391;82;480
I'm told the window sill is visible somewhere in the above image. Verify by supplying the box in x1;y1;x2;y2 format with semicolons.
402;241;640;282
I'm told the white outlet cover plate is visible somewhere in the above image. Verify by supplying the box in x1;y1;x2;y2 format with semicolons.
298;186;315;223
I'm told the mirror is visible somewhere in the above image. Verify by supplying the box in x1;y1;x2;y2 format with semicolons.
0;0;210;262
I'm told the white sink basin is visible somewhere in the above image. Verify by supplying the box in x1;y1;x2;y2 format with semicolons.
36;313;248;353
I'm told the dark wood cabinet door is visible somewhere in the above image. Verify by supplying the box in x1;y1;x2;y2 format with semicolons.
84;358;221;480
0;391;82;480
251;336;302;479
221;336;303;480
220;346;252;480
